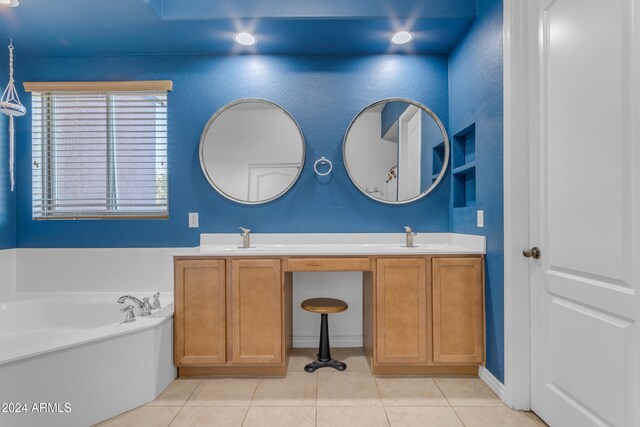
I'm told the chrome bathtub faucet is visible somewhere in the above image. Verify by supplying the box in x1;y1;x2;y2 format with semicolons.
117;295;152;316
121;305;136;323
239;227;251;248
152;292;162;310
404;226;417;248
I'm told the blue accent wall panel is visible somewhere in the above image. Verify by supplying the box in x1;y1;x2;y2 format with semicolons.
14;54;450;248
0;53;16;249
449;0;504;382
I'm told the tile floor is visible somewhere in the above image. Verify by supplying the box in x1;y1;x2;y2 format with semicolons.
96;348;548;427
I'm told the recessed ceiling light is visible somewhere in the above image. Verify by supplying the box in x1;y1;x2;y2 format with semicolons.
0;0;19;7
391;31;413;45
234;32;257;46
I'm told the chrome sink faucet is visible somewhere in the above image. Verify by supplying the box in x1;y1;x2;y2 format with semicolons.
404;226;417;248
117;295;152;316
239;227;251;248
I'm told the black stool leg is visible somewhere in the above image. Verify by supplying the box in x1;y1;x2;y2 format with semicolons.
318;313;331;361
304;313;347;373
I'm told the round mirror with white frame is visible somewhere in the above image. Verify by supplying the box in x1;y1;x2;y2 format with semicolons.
199;99;305;204
343;98;450;204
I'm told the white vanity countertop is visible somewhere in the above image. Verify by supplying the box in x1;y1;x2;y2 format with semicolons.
176;233;485;256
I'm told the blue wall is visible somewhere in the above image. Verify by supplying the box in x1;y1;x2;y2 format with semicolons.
15;55;451;247
0;53;16;249
12;17;505;383
449;0;504;381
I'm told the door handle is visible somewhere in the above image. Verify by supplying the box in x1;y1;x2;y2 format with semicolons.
523;247;541;259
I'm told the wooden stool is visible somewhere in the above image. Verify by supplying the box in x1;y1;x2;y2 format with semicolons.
301;297;348;373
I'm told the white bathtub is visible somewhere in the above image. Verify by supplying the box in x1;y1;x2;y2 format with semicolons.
0;293;176;427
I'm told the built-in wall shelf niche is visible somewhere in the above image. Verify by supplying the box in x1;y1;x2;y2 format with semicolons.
452;123;476;208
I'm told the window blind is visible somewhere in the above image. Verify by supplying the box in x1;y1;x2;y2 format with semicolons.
31;90;168;219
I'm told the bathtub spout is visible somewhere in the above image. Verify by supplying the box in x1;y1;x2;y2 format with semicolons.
117;295;142;306
117;295;152;316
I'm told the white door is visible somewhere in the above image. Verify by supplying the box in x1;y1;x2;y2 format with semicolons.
528;0;640;426
397;106;422;200
247;163;299;201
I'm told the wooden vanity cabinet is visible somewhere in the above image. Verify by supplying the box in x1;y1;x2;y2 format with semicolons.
371;255;484;375
174;259;227;366
174;253;484;377
432;257;484;364
231;259;283;365
174;257;287;376
375;258;428;364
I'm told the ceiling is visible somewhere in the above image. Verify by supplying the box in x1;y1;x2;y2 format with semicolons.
0;0;476;56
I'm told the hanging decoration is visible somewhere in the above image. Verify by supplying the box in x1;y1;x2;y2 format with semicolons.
0;40;26;192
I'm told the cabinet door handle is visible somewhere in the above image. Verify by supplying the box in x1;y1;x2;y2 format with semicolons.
523;247;541;259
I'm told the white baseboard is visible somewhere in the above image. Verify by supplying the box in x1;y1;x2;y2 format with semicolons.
479;366;507;404
293;335;363;348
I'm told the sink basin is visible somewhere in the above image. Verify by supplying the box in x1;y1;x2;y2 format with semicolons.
200;246;267;253
400;245;439;249
202;243;445;253
225;247;265;251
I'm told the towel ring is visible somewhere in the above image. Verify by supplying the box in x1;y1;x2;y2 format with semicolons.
314;157;333;176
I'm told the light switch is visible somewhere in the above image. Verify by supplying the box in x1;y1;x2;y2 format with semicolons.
477;210;484;228
188;212;199;228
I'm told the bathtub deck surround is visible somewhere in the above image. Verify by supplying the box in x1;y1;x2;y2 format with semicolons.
0;293;176;427
174;232;486;377
0;293;174;365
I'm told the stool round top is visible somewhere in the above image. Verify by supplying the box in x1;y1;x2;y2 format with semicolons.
301;298;348;314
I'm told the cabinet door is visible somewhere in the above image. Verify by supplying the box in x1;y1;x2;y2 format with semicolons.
174;259;226;366
376;258;427;364
231;259;282;365
432;257;484;364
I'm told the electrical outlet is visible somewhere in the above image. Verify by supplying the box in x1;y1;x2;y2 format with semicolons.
188;212;199;228
477;210;484;228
